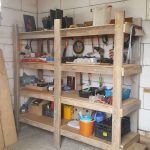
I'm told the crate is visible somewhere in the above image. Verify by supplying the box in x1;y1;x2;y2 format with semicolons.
94;117;130;141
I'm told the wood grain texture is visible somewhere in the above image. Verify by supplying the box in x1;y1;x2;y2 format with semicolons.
0;49;17;146
112;10;124;150
0;114;4;150
20;113;54;132
54;19;62;149
13;25;20;131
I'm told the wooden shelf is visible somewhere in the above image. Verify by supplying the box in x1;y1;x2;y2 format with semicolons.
20;113;54;132
61;124;111;150
61;91;140;117
19;30;54;40
61;64;142;76
61;124;139;150
21;62;54;70
121;98;141;117
20;88;54;101
19;22;144;40
61;24;115;37
61;91;112;114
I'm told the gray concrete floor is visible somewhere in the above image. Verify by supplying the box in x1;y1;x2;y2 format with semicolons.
5;125;100;150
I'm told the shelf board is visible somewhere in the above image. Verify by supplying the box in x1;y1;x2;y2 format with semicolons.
124;22;144;36
19;23;144;40
61;124;111;150
61;91;112;114
20;88;54;101
61;64;141;76
61;24;115;37
120;98;141;117
21;62;54;70
61;124;139;150
121;132;139;149
20;113;54;132
61;91;140;116
19;30;54;40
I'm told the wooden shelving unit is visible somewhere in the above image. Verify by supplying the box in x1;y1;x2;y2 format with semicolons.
14;10;144;150
20;113;54;132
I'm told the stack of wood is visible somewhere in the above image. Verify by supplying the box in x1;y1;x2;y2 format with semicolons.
0;49;17;150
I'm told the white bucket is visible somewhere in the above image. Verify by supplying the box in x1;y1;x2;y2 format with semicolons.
93;5;112;26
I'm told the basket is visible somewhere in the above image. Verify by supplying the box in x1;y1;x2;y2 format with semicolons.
94;117;130;141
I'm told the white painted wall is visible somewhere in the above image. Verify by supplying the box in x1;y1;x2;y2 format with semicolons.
0;0;37;105
37;0;150;132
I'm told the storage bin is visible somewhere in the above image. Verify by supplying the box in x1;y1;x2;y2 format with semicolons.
80;120;95;137
63;105;73;120
94;117;130;141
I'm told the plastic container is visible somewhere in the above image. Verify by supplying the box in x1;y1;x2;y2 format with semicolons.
80;119;95;137
93;112;105;123
79;87;98;98
93;5;112;26
80;115;92;122
94;117;130;141
122;88;131;100
63;105;73;120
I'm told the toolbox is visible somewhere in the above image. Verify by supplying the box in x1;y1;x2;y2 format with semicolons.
94;117;130;141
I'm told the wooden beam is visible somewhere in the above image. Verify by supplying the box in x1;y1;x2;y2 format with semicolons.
13;24;20;131
20;113;54;132
0;113;4;150
0;49;17;146
75;73;81;90
112;10;124;150
54;19;62;149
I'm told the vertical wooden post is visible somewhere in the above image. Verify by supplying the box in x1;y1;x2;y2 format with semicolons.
13;24;20;131
0;113;4;150
54;19;62;149
76;73;81;90
112;10;124;150
37;40;44;80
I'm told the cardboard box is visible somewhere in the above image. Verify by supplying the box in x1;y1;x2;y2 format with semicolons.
28;99;48;116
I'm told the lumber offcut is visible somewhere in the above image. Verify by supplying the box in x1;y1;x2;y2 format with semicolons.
0;49;17;146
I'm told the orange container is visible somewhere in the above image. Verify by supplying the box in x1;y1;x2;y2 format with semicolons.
79;120;95;137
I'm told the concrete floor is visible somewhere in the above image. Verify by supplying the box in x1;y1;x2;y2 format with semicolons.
5;125;100;150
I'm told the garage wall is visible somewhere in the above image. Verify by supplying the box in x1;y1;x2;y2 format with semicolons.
0;0;37;105
37;0;150;132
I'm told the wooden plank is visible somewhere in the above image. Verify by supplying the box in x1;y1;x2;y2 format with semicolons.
62;64;113;74
61;125;111;150
20;113;54;132
126;143;146;150
54;19;62;149
19;30;54;40
20;88;54;101
121;99;140;117
120;132;139;149
62;64;141;76
0;49;17;146
13;24;20;131
123;64;142;76
75;73;81;90
61;25;115;37
21;62;54;70
124;22;144;36
112;10;124;150
0;114;4;150
144;88;150;93
61;91;113;113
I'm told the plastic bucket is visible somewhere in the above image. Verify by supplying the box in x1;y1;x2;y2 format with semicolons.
63;105;73;120
80;120;95;137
